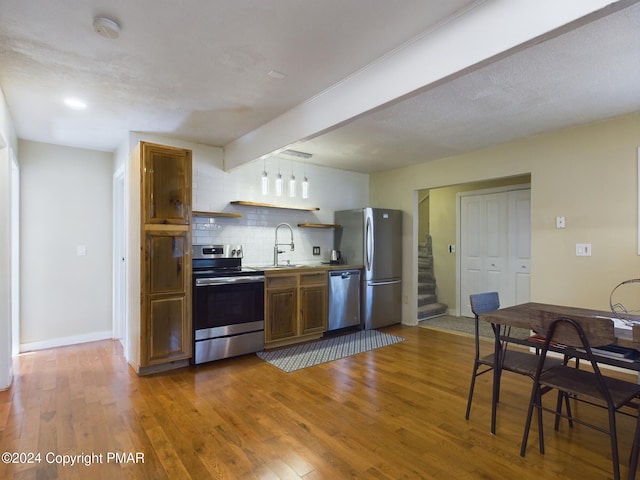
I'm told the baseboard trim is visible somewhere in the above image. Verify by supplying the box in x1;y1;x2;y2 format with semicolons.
20;330;113;353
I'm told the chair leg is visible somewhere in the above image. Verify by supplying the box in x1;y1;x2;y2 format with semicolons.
520;383;541;457
465;362;480;420
536;390;545;454
554;390;563;431
564;392;574;428
629;410;640;480
608;407;621;480
553;391;574;431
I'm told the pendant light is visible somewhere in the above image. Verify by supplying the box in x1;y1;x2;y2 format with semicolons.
300;163;309;199
261;159;269;195
289;162;296;197
275;165;283;197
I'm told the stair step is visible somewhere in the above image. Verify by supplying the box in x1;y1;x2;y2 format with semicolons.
418;272;435;283
418;283;436;295
418;257;433;268
418;294;437;306
417;303;448;320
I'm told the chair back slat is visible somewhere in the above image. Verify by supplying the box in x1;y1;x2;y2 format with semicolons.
531;314;615;348
470;292;500;316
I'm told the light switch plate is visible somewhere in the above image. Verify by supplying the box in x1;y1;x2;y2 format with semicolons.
313;246;320;255
556;216;566;228
576;243;591;256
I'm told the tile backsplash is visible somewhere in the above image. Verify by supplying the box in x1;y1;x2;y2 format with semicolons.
192;210;334;266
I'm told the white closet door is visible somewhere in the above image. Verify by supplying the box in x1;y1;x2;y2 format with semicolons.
460;193;508;317
507;189;531;305
459;189;530;317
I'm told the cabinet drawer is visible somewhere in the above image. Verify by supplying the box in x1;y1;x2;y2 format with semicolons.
300;272;327;286
266;274;298;289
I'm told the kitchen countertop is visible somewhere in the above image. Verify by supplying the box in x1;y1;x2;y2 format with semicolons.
249;264;364;273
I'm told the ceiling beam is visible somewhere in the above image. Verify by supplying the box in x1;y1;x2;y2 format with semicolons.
223;0;628;171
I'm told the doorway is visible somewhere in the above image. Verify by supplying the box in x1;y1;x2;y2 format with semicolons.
113;168;126;348
458;186;530;317
417;175;531;319
10;149;19;356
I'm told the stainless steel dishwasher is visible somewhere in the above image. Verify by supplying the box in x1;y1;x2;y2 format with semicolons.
328;269;361;331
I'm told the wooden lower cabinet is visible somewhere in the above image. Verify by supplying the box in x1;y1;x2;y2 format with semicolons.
141;229;191;367
300;273;327;335
265;270;327;347
147;295;188;362
267;286;297;340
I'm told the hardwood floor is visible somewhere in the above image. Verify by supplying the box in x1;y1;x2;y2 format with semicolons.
0;325;637;479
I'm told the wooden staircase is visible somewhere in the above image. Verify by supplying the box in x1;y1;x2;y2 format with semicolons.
418;235;448;320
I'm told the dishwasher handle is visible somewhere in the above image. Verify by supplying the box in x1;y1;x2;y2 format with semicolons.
330;270;361;279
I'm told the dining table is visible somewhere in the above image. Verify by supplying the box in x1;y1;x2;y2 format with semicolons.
478;302;640;435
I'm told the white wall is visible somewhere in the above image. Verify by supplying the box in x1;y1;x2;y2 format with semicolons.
20;140;113;350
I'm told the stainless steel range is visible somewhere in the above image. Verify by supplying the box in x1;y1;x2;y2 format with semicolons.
191;244;264;364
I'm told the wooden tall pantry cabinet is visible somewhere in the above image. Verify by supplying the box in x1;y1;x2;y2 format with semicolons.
133;142;192;374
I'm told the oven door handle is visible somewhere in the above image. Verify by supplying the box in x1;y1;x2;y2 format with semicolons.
195;276;265;286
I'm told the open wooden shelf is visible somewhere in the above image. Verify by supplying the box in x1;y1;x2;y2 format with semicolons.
230;201;319;212
298;223;340;228
193;210;242;218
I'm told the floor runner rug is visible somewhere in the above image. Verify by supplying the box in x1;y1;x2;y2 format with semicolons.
256;330;406;373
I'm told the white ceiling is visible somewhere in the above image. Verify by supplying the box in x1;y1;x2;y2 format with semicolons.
1;0;639;173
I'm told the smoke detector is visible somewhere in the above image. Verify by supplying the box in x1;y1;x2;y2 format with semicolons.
93;17;121;39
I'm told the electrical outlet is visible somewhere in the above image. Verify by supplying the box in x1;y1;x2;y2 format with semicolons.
576;243;592;256
313;246;321;255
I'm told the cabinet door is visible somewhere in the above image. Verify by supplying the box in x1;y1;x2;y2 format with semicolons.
146;231;188;294
147;296;189;362
266;287;297;341
142;142;192;225
300;285;327;335
143;229;191;365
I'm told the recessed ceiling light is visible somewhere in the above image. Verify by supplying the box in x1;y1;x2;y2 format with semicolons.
64;98;88;110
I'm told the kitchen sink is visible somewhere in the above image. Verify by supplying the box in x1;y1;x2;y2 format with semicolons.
245;264;324;270
271;264;326;269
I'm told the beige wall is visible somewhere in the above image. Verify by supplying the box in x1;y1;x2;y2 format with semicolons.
370;112;640;325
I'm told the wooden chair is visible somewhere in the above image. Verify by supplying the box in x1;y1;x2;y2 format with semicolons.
520;315;640;480
465;292;566;421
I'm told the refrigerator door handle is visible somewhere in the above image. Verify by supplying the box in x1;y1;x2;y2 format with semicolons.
365;215;373;271
368;279;401;286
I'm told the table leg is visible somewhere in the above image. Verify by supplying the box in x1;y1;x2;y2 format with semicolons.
491;323;501;435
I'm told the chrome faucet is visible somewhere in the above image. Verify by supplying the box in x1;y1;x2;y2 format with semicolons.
274;223;295;266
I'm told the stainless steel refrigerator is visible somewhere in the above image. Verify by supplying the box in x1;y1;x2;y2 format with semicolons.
334;208;402;329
